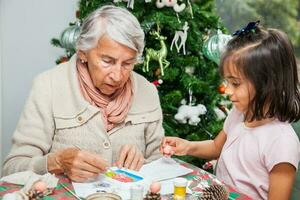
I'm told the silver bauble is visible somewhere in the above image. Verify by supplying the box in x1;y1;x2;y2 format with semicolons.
202;30;232;64
60;22;81;51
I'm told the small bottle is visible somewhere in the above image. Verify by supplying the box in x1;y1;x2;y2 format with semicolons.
131;184;144;200
173;177;187;200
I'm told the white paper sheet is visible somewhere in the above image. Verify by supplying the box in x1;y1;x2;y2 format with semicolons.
72;157;193;199
139;157;193;182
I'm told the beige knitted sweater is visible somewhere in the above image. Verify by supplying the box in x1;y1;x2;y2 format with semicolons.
2;55;164;176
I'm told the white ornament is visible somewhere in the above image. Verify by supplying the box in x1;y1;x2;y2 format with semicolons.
170;21;189;55
175;104;207;126
113;0;134;9
145;0;152;2
214;107;227;120
156;0;186;13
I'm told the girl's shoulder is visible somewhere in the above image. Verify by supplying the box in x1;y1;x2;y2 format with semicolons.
258;121;300;171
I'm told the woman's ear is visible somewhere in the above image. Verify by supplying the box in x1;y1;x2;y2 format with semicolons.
77;50;87;63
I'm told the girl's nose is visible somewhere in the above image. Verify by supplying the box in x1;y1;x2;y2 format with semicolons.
225;85;233;96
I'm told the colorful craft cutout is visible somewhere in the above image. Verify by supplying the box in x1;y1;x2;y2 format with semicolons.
105;169;143;183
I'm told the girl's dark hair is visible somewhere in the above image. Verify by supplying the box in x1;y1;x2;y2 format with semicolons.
219;26;300;122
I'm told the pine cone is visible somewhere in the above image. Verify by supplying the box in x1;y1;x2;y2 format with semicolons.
199;185;228;200
144;192;162;200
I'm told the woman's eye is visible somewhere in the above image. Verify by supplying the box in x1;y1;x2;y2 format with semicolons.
101;59;112;67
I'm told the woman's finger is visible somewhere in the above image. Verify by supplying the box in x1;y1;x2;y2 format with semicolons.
117;145;130;168
124;146;136;168
128;151;141;170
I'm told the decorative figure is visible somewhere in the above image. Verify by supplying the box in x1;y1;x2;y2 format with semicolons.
113;0;134;9
170;21;189;55
156;0;186;13
175;103;207;125
175;88;207;125
143;25;170;76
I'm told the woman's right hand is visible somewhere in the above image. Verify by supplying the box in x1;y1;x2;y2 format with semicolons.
48;148;108;182
160;137;191;156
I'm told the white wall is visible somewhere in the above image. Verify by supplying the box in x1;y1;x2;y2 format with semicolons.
0;0;78;169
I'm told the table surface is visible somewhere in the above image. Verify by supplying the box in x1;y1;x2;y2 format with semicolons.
0;160;252;200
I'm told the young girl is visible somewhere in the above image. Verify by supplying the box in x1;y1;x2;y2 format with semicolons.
161;22;300;200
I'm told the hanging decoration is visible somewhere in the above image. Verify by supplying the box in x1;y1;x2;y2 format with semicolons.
202;30;232;64
218;83;226;94
156;0;186;13
113;0;134;9
143;24;170;76
60;22;81;53
170;21;189;55
152;79;163;87
187;0;194;18
174;88;207;125
145;0;152;2
185;66;195;76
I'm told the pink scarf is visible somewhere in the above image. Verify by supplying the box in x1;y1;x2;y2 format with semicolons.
76;59;133;131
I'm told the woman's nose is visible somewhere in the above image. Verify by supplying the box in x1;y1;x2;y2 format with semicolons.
110;64;122;82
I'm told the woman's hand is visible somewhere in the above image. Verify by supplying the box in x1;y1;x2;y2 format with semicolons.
116;144;145;171
160;137;191;156
48;148;108;182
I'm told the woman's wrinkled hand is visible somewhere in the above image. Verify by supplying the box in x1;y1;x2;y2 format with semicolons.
160;136;190;156
49;148;108;182
116;144;144;171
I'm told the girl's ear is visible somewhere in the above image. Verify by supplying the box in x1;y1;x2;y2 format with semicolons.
77;50;87;63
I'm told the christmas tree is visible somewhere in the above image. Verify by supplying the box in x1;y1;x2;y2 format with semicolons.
52;0;229;167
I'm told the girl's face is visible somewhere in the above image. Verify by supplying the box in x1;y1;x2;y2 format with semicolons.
223;63;256;114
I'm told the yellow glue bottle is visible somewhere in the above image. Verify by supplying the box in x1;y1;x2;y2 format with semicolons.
173;177;188;200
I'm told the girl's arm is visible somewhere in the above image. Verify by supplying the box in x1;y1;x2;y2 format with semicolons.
268;163;296;200
186;130;227;160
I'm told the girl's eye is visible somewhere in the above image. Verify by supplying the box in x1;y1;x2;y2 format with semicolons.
232;82;240;87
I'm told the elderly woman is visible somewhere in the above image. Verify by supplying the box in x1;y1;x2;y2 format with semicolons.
2;5;164;182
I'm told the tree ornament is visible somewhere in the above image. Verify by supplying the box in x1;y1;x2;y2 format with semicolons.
60;22;81;52
174;88;207;125
170;21;189;55
113;0;134;9
152;79;163;87
143;25;170;76
156;0;186;13
218;83;226;94
202;30;232;64
214;107;226;121
187;0;194;18
145;0;152;2
185;66;195;76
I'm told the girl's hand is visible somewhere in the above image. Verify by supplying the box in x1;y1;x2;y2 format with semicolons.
48;148;108;182
160;137;191;156
116;144;145;171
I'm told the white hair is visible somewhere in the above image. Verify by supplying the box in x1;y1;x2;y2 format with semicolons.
76;5;145;60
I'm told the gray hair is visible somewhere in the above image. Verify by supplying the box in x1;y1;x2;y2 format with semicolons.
76;5;145;60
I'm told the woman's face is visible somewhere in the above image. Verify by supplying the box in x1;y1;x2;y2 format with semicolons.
223;63;255;114
79;35;137;96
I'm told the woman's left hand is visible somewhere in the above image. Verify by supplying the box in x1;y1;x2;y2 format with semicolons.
116;144;145;171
